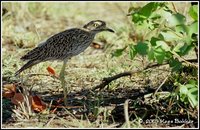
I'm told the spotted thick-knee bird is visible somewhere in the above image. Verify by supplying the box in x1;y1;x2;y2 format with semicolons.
15;20;114;76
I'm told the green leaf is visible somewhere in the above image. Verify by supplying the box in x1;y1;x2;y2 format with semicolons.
173;42;193;56
187;85;198;108
135;42;149;56
178;43;193;56
169;58;182;72
179;84;188;102
179;84;188;95
149;13;161;20
150;37;160;46
132;13;146;23
131;2;165;23
156;41;170;51
188;92;198;108
182;35;193;45
178;83;198;108
185;84;196;89
188;80;197;86
160;31;182;42
175;24;189;35
159;9;173;21
189;5;198;21
173;42;184;53
188;21;198;37
112;47;126;57
139;2;160;17
154;46;165;64
129;44;137;60
148;48;155;61
168;13;186;26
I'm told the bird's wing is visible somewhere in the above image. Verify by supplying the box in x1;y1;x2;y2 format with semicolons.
37;39;48;47
20;28;87;61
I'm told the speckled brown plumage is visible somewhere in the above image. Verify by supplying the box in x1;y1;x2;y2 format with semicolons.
15;20;114;76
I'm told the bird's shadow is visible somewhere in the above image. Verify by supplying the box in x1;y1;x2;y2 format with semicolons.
34;86;157;125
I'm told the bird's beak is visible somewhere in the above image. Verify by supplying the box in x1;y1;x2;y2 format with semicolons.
104;27;115;33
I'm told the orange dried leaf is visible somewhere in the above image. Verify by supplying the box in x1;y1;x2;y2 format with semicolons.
3;84;16;98
3;91;15;99
47;66;56;75
91;42;103;49
31;95;46;112
11;93;24;105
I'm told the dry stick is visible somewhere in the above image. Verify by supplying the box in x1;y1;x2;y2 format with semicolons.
45;115;56;127
153;72;171;96
124;99;131;128
92;72;133;90
171;51;198;68
93;58;197;90
92;64;163;91
172;2;178;13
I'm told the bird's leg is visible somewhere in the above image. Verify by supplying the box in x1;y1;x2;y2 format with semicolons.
59;59;68;106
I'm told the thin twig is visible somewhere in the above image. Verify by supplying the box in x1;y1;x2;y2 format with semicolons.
124;99;130;128
44;115;56;127
153;72;171;96
171;51;198;68
172;2;178;13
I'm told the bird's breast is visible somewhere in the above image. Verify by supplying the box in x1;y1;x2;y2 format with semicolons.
70;34;95;56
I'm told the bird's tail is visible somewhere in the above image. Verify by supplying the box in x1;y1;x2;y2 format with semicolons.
15;60;40;76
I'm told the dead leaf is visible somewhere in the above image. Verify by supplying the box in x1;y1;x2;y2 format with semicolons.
91;42;104;49
11;93;24;105
31;95;46;112
3;84;16;98
47;66;56;76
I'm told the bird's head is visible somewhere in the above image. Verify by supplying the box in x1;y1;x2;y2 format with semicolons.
83;20;114;34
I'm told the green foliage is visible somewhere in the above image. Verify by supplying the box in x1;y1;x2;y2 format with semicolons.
129;44;137;60
169;58;182;72
113;2;197;71
189;5;198;20
111;47;126;57
167;13;186;26
154;46;166;64
177;80;198;108
131;2;165;23
112;2;198;108
147;47;154;61
135;42;149;55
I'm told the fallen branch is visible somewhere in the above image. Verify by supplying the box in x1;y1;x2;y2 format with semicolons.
93;58;197;90
92;63;166;90
92;72;132;90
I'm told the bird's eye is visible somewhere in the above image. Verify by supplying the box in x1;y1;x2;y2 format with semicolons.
94;23;99;27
